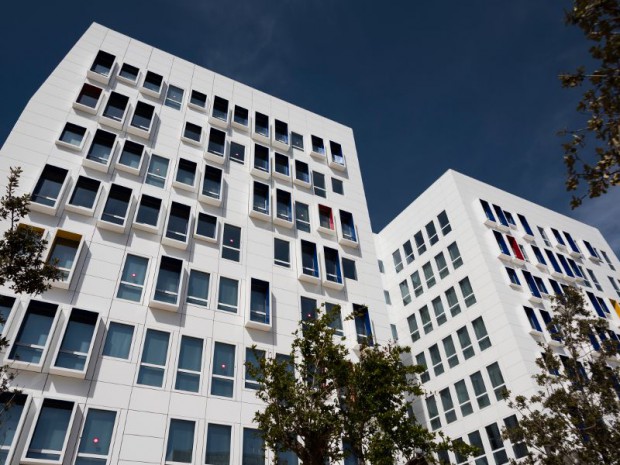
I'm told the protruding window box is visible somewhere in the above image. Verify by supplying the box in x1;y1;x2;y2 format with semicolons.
522;232;535;242
328;141;346;171
83;129;117;173
49;309;99;379
21;398;76;465
251;144;270;179
188;90;207;111
338;210;359;248
87;50;116;84
232;105;249;131
199;165;223;207
564;275;578;283
535;263;549;273
273;189;293;228
64;176;101;217
318;205;336;236
272;119;289;151
511;257;526;267
294;160;311;188
528;329;545;341
30;164;69;216
205;128;226;164
133;194;163;234
209;96;229;128
73;83;103;114
116;140;145;175
194;212;218;243
181;122;203;146
162;202;191;250
273;153;291;181
299;240;320;285
140;71;164;99
253;112;270;144
98;184;133;234
7;300;60;373
509;282;522;291
550;269;564;279
117;63;140;85
56;123;87;152
150;256;184;312
310;135;326;159
569;250;583;259
47;230;84;290
245;279;271;331
128;101;155;139
100;92;130;130
497;252;512;263
250;181;271;221
323;247;344;291
547;338;563;348
173;159;198;192
528;295;543;304
0;393;30;465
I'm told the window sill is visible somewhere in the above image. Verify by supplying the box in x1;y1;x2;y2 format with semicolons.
198;193;222;208
161;235;189;251
72;100;100;115
204;150;225;165
188;101;207;113
569;250;583;259
117;73;139;86
181;135;203;147
116;161;143;177
250;208;271;222
497;252;512;263
56;138;86;152
29;201;60;216
535;263;549;272
208;113;229;129
328;160;346;172
64;203;97;218
49;365;87;379
298;272;321;285
272;136;289;152
100;114;126;131
528;295;543;304
245;319;271;332
172;180;198;193
272;171;290;182
273;215;294;229
293;177;312;189
509;282;522;291
310;149;326;159
127;123;152;140
522;232;535;242
322;278;344;291
149;297;180;312
250;167;271;180
511;257;526;267
82;157;112;174
133;222;160;235
318;225;336;236
97;218;128;234
252;131;270;145
339;236;359;249
7;359;44;373
140;85;163;99
87;68;113;85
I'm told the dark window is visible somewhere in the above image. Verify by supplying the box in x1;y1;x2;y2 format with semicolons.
183;122;202;142
175;159;197;187
195;213;217;240
32;165;68;207
332;178;344;195
166;202;191;244
230;142;246;164
135;195;161;227
143;71;163;93
68;176;100;209
86;129;116;165
119;63;139;82
254;144;270;173
274;238;290;267
222;224;241;262
311;135;325;154
102;92;129;121
58;123;86;147
208;128;226;156
233;105;249;126
212;96;229;121
90;50;115;76
202;166;222;200
130;101;155;131
118;140;144;170
190;90;207;108
291;132;304;150
274;153;290;176
75;83;102;109
342;258;357;280
313;171;326;198
274;120;288;144
101;184;132;225
295;160;310;183
255;112;269;137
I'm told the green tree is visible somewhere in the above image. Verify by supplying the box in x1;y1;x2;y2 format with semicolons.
247;305;473;465
503;286;620;464
560;0;620;207
0;167;61;393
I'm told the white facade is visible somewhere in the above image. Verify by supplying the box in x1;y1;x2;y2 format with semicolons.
0;23;390;465
374;170;620;464
1;22;620;465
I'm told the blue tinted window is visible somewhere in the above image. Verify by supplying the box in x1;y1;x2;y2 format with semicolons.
102;322;134;359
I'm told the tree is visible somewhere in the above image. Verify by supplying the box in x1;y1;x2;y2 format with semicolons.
503;286;620;464
560;0;620;208
0;167;61;394
0;167;61;295
246;305;473;465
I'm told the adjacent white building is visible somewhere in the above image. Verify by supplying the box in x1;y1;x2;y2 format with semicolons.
0;22;618;465
374;170;620;464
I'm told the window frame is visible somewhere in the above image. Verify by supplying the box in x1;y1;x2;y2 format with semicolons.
199;164;223;207
116;140;146;175
209;96;230;127
162;201;192;250
0;393;31;464
136;328;171;389
100;91;130;130
217;277;240;313
133;194;163;234
65;175;102;217
88;50;116;84
185;268;211;308
250;181;271;221
246;279;271;330
210;341;236;398
116;253;150;303
102;321;135;360
181;121;203;146
73;83;103;115
98;184;133;233
73;406;118;465
50;308;100;378
206;127;227;164
128;100;156;139
46;229;84;289
56;122;88;152
164;418;196;464
30;164;70;215
194;212;218;243
140;70;164;98
149;256;184;312
174;335;205;394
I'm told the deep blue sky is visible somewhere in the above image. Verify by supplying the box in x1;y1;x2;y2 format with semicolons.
1;0;618;253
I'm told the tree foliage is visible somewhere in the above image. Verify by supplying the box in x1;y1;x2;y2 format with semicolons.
247;305;473;465
0;167;60;295
504;286;620;464
560;0;620;207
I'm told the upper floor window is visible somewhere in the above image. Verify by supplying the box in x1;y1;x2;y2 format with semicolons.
311;135;325;156
211;342;235;397
75;408;117;464
146;155;169;188
137;329;170;387
164;85;184;110
425;221;438;245
25;398;75;462
221;224;241;262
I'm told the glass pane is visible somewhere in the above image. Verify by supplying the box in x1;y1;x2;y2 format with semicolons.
243;428;264;465
27;400;73;460
213;343;235;377
178;336;203;372
187;271;209;306
0;394;25;453
206;424;231;465
137;366;164;387
142;330;170;365
78;409;116;456
218;278;238;312
146;155;169;188
10;307;55;364
166;419;195;463
175;372;200;392
103;322;133;359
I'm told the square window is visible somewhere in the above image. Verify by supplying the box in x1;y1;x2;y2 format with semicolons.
118;63;139;83
187;270;210;307
89;50;115;81
195;212;218;242
101;92;129;126
291;132;304;150
174;158;197;190
182;122;202;144
274;238;290;268
218;277;239;313
146;155;170;188
342;258;357;280
164;85;184;110
211;342;235;397
211;96;229;122
117;254;149;302
57;123;87;150
66;176;101;214
233;105;249;127
74;83;102;113
102;322;134;359
99;184;132;231
230;142;246;164
332;177;344;195
142;71;164;95
189;90;207;109
222;224;241;262
117;140;145;174
134;194;162;232
84;129;116;170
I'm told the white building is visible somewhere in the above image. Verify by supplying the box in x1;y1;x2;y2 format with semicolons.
0;22;618;465
374;170;620;464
